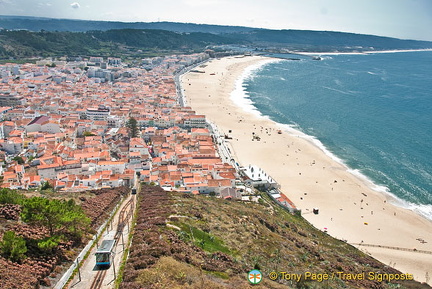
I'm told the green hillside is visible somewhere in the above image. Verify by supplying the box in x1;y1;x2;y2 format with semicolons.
2;16;432;61
120;186;431;289
0;29;243;60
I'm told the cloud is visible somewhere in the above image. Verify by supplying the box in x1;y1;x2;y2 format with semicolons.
70;2;80;9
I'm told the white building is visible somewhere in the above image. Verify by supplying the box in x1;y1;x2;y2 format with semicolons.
86;106;110;121
96;161;126;174
240;164;279;189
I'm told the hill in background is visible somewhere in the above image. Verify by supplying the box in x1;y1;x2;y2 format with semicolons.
0;15;257;34
0;15;432;60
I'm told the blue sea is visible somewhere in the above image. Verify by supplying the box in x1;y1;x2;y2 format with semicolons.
240;51;432;220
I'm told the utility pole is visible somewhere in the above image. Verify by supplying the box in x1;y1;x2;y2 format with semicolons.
76;257;81;282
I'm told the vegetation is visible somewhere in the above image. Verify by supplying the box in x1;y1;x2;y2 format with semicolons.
119;186;431;289
0;188;25;205
81;186;130;228
126;117;139;138
83;131;96;137
0;187;127;288
21;197;90;238
40;180;53;191
1;19;431;60
0;231;27;262
0;16;257;34
0;28;243;60
12;156;24;164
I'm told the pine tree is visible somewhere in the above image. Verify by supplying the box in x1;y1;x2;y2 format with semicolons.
0;231;27;262
126;117;139;138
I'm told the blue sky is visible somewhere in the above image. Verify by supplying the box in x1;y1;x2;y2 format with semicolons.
1;0;432;41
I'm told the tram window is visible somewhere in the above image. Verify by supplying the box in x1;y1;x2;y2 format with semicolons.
96;253;109;263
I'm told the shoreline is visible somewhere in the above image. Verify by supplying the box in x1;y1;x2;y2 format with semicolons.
181;55;432;284
230;60;432;223
295;48;432;56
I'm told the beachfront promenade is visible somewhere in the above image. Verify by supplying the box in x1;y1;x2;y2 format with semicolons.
176;60;240;172
175;60;300;209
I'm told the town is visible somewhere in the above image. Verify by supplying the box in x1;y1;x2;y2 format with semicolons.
0;53;236;193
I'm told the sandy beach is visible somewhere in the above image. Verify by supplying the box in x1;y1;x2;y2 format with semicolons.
181;55;432;284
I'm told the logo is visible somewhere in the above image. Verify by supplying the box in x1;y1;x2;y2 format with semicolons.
248;269;263;284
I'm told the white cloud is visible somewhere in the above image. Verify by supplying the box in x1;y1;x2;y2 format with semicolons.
70;2;80;9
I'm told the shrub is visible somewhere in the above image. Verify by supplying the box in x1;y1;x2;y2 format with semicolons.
0;231;27;262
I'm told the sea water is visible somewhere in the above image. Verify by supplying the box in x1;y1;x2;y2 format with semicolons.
240;51;432;220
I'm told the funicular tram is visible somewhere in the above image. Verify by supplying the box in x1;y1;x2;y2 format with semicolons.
95;239;115;267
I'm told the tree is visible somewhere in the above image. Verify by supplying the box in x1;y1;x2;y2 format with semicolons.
126;117;139;138
37;236;61;253
21;197;90;239
0;231;27;262
12;156;24;165
0;188;25;205
83;131;96;137
40;181;52;191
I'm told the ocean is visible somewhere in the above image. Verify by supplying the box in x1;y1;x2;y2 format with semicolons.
237;51;432;220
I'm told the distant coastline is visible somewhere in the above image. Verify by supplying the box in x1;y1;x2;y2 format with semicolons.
296;48;432;56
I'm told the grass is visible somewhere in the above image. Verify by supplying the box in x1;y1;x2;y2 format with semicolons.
136;256;221;289
174;222;231;255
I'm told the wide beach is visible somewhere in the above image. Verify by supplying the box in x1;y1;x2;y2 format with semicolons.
181;55;432;284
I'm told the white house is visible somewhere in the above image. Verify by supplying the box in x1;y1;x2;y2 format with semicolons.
96;161;126;174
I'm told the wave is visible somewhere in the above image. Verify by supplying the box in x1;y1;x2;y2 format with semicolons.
347;168;432;221
278;121;432;222
230;58;281;119
388;194;432;221
322;86;353;95
363;49;432;54
299;49;432;56
232;59;432;222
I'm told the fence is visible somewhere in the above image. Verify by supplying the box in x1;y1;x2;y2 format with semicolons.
351;243;432;255
53;200;123;289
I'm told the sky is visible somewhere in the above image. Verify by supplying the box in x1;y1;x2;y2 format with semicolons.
1;0;432;41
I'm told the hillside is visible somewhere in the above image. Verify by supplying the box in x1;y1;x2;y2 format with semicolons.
224;29;432;51
0;29;242;60
0;187;129;288
1;16;432;60
0;15;257;34
120;185;431;289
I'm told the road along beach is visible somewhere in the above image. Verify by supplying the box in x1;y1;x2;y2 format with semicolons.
181;55;432;284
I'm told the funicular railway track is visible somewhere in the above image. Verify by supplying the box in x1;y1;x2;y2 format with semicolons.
115;197;134;241
89;196;135;289
89;270;107;289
